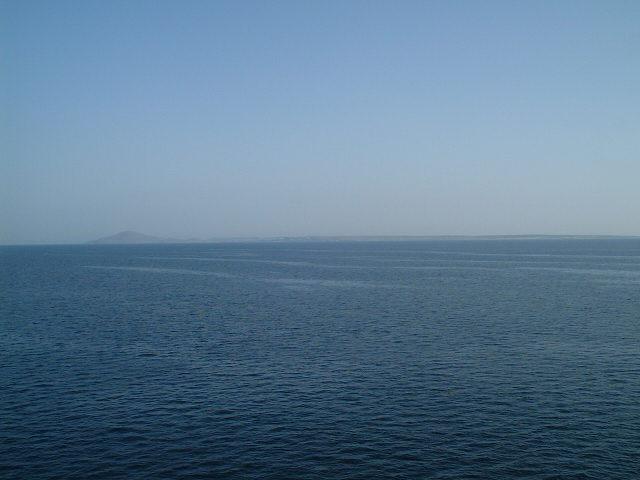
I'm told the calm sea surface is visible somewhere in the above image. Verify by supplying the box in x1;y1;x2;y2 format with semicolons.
1;239;639;479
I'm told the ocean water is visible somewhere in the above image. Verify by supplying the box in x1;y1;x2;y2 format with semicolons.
1;239;639;479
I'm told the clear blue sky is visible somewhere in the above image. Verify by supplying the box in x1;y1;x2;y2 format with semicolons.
2;0;639;243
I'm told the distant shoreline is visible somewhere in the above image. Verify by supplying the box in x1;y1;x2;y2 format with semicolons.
2;233;640;247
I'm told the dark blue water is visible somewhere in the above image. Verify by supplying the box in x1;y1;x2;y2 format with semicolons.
2;239;639;479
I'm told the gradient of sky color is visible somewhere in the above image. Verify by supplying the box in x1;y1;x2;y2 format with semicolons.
2;0;639;244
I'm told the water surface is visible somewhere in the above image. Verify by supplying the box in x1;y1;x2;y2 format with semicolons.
1;239;639;479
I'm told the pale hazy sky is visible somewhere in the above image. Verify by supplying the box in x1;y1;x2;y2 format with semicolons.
2;0;639;244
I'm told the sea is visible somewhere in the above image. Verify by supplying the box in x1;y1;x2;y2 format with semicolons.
1;239;639;479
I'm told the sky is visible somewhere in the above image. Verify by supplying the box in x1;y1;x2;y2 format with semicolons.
1;0;639;244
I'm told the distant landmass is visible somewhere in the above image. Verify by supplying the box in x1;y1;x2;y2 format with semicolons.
88;231;637;245
88;231;196;245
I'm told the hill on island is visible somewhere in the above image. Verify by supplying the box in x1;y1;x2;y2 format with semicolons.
88;231;193;244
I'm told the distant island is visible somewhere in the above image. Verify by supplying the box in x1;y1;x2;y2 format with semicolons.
87;231;637;245
88;231;196;244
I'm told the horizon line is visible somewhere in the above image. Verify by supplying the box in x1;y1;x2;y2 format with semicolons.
3;233;640;247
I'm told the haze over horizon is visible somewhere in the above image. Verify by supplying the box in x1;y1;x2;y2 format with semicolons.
2;1;639;245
